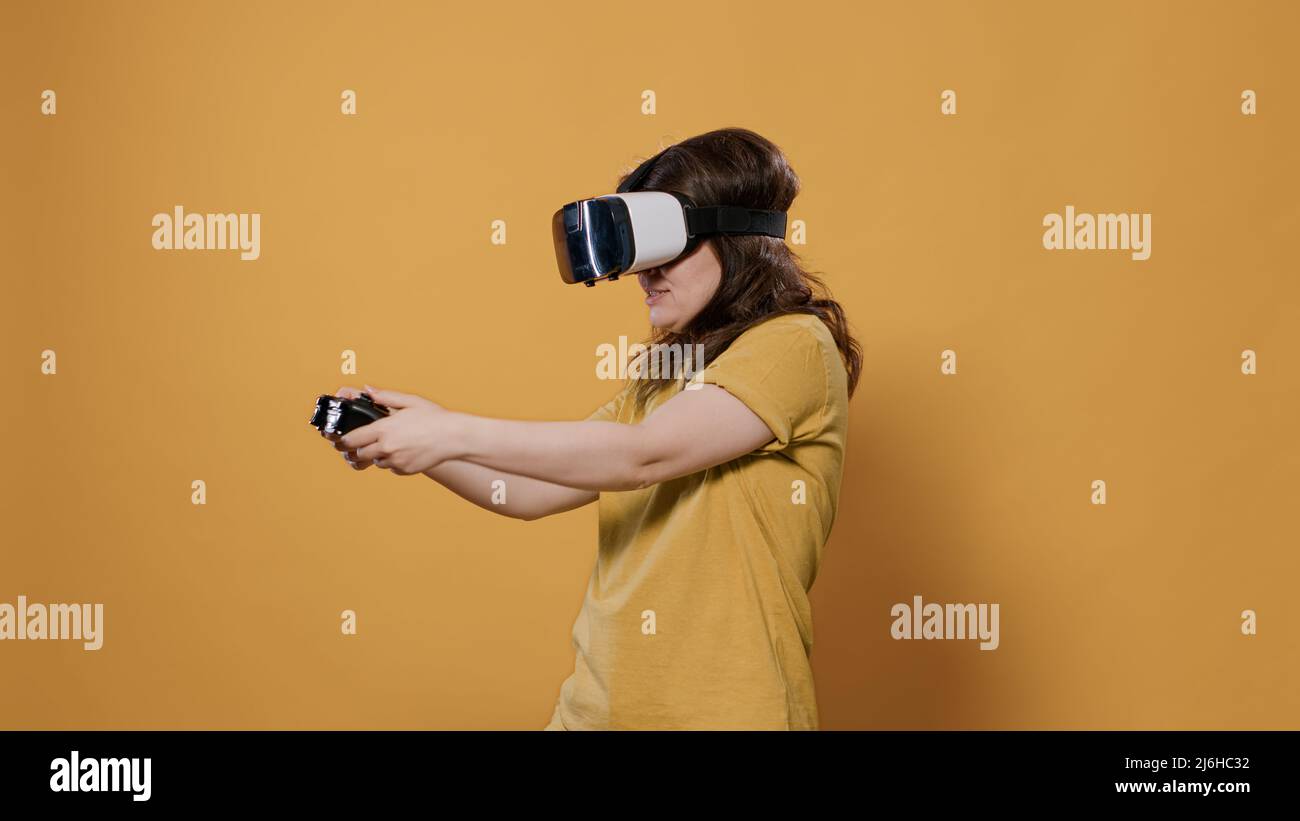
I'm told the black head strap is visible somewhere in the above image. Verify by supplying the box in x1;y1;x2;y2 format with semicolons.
616;147;668;193
617;146;787;240
685;206;786;239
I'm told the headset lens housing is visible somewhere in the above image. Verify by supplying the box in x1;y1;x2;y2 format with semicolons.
552;197;635;285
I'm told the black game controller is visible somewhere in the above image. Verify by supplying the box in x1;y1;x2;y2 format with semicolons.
309;393;391;436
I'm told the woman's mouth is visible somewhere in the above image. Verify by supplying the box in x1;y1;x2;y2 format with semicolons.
645;289;668;306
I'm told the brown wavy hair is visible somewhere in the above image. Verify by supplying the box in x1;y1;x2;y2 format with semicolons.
620;127;862;411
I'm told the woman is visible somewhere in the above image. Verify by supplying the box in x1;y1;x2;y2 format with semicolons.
324;127;862;730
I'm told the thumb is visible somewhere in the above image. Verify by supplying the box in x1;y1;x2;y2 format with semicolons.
364;384;415;409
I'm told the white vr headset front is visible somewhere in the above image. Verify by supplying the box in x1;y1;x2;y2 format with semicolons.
551;150;788;287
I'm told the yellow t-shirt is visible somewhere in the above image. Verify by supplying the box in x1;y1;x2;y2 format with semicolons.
546;312;850;730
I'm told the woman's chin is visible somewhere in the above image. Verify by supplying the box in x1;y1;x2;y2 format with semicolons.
647;307;674;329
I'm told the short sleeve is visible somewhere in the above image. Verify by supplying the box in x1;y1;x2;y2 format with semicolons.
585;384;629;423
691;315;831;454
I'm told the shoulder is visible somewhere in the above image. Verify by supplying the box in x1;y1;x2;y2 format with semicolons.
701;313;835;395
729;313;838;364
693;313;844;450
730;313;848;400
737;312;830;342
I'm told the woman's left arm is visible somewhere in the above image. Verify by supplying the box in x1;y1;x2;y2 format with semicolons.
340;384;774;492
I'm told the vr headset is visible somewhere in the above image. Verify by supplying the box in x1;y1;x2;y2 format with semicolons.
552;148;788;286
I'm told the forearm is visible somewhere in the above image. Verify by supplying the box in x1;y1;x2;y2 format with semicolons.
423;459;597;521
449;413;652;492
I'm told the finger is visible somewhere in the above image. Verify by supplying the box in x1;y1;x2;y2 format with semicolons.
355;442;386;463
339;419;384;450
343;451;372;470
363;386;419;410
336;386;363;399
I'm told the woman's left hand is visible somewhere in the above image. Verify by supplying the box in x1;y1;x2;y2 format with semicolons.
335;385;457;475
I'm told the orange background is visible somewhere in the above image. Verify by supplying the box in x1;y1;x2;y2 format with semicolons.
2;0;1296;729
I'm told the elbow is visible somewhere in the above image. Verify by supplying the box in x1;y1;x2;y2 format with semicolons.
625;449;666;491
601;425;671;492
630;462;665;491
624;469;653;492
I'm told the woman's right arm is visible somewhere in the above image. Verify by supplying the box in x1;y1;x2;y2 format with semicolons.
325;385;597;520
323;407;595;522
325;428;596;520
421;459;598;521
